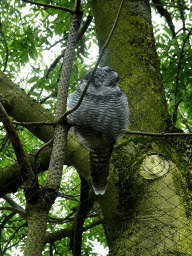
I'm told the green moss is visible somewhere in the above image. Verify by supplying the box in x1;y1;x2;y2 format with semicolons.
93;0;192;253
93;0;170;133
108;137;192;254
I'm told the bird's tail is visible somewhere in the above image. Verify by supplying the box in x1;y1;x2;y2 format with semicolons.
90;144;114;195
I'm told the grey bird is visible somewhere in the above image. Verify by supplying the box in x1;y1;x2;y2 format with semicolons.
67;66;129;195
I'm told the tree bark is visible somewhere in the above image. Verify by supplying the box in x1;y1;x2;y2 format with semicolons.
25;203;49;256
93;0;192;254
1;1;192;254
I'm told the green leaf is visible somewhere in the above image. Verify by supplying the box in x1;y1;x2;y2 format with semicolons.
27;76;39;83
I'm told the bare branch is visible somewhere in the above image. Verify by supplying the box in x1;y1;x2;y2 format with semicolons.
0;103;34;189
175;27;192;88
74;0;82;14
43;219;103;245
10;120;192;138
0;212;15;230
0;206;26;219
21;0;74;14
178;107;192;133
12;120;55;126
124;130;192;137
77;13;93;42
72;176;93;255
152;0;176;37
3;195;25;212
178;0;186;31
45;38;67;51
33;138;54;169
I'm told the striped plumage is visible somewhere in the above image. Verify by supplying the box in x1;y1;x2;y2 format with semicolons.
67;66;129;195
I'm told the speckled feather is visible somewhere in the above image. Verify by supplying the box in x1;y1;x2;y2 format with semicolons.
67;66;129;195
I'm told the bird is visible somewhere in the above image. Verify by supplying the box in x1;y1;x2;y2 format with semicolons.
67;66;129;195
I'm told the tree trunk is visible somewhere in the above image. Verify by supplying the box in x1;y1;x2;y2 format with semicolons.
25;203;49;256
93;0;192;254
24;10;82;256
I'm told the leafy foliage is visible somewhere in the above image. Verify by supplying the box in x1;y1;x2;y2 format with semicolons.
0;0;192;255
0;0;104;255
151;0;192;131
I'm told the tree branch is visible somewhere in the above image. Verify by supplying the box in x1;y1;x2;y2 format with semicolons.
0;19;8;72
2;223;26;255
21;0;74;14
175;27;192;93
12;120;55;126
152;0;176;37
77;12;93;42
0;212;15;230
3;195;25;213
0;206;26;219
44;219;103;245
178;0;186;32
0;144;53;197
0;102;34;189
72;176;94;256
124;130;192;137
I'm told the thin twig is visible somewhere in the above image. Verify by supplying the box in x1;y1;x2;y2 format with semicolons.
11;117;192;137
125;130;191;137
12;121;55;126
178;107;192;133
2;223;26;254
174;27;192;124
21;0;74;14
175;27;192;90
34;138;54;161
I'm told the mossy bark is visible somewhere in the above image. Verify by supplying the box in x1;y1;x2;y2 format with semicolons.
93;0;170;133
93;0;192;255
97;136;192;255
1;1;192;254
